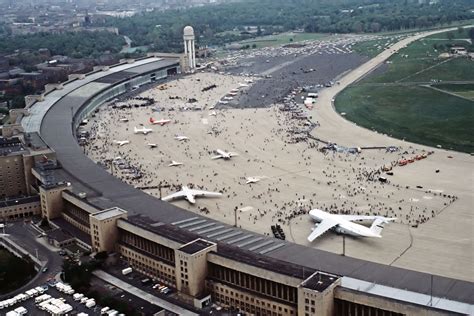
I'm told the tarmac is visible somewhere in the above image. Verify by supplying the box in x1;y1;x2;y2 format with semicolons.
82;31;473;283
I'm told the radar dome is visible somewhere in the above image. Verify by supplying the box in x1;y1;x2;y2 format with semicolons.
183;26;195;37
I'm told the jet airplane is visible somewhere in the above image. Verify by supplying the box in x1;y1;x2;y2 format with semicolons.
307;209;396;242
162;186;222;204
174;135;189;141
150;117;171;125
147;143;157;148
168;160;183;167
211;149;238;160
134;126;153;135
113;140;130;146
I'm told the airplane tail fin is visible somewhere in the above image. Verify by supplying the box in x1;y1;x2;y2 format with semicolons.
149;117;154;123
370;217;396;236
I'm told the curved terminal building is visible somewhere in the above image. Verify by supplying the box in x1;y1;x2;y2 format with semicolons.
1;54;471;315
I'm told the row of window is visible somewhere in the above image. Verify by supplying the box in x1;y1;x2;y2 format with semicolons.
208;262;298;304
119;245;176;286
119;229;175;263
211;283;295;316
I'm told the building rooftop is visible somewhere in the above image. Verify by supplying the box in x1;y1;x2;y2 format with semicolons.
179;239;215;255
90;207;127;220
301;272;339;292
0;195;40;208
215;243;316;280
126;215;198;245
0;137;26;156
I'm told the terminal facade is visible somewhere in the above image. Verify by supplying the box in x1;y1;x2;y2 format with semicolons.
0;52;472;315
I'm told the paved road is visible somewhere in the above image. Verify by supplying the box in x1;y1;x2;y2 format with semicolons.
93;270;199;316
0;221;63;300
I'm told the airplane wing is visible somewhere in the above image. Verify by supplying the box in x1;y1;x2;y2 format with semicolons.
339;215;396;222
211;155;223;160
307;218;339;242
162;191;186;202
189;189;222;198
338;215;381;221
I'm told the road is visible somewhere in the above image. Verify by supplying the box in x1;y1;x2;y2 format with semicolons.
93;270;199;316
0;221;63;300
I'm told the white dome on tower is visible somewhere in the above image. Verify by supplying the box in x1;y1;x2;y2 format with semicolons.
183;26;195;38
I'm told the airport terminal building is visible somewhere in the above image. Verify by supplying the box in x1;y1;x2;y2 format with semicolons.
1;55;473;315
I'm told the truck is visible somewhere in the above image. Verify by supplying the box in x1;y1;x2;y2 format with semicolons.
35;294;51;304
13;307;27;315
73;293;84;301
85;299;96;308
121;267;132;275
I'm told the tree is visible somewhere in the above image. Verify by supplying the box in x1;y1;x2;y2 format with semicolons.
447;31;454;41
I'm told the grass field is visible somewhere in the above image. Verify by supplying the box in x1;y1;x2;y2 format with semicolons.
434;83;474;100
336;27;474;153
336;85;474;152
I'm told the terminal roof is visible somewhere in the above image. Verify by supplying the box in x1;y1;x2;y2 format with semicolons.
179;239;215;255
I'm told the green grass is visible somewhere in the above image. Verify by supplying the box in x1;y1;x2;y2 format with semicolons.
336;85;474;153
335;27;474;153
435;83;474;100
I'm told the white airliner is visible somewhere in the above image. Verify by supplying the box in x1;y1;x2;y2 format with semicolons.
230;89;239;93
307;209;396;242
209;111;217;116
168;160;183;167
162;186;222;204
119;118;129;122
245;79;253;83
224;96;234;100
149;117;171;125
239;83;249;87
174;135;189;141
134;126;153;135
218;100;229;105
228;92;238;96
245;176;264;184
147;143;157;148
113;140;130;146
211;149;238;160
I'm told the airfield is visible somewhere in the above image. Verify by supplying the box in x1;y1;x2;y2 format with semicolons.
83;34;473;282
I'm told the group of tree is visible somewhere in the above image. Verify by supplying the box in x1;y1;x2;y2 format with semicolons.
94;0;474;53
0;247;36;295
0;31;125;58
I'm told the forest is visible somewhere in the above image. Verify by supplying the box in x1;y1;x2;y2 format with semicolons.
0;0;473;56
100;0;474;52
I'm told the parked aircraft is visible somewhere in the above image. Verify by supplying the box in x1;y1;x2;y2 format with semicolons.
174;135;189;141
113;140;130;146
162;186;222;204
239;83;249;87
168;160;183;167
150;117;171;125
211;149;238;160
134;126;153;135
147;143;157;148
218;100;229;105
245;176;265;184
119;118;129;122
209;111;217;116
307;209;396;242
